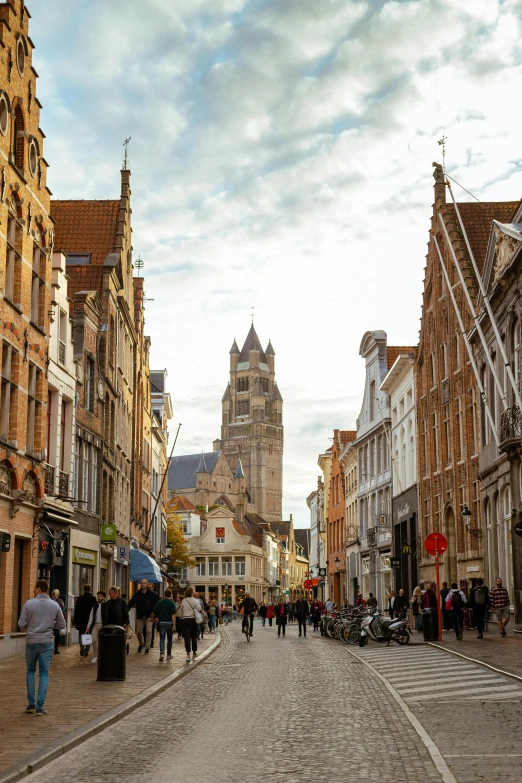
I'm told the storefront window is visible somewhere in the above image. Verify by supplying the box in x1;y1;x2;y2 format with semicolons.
361;557;370;600
72;563;94;598
380;553;392;607
235;585;245;604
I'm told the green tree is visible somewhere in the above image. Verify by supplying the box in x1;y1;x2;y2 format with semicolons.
166;499;196;570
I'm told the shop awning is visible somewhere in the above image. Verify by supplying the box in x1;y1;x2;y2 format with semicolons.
129;549;162;583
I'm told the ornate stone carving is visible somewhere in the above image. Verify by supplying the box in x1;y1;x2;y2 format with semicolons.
0;463;12;496
20;473;37;504
493;225;521;283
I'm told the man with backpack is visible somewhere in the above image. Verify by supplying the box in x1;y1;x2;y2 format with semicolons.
467;578;490;639
445;582;467;640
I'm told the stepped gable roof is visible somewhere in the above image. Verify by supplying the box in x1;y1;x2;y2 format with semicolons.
270;383;283;402
239;324;266;363
448;201;520;274
230;339;240;354
222;383;231;402
170;495;200;513
168;452;221;490
294;528;310;559
52;200;120;266
386;346;415;369
265;340;275;355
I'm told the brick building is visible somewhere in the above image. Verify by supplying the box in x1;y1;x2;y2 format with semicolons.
415;162;517;588
0;1;56;657
339;437;358;603
326;429;355;605
214;325;283;523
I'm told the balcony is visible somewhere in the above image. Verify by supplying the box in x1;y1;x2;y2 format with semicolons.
58;340;66;365
500;404;522;452
58;470;69;497
43;463;55;495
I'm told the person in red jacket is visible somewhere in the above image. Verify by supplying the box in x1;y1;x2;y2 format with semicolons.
275;598;288;637
266;603;275;627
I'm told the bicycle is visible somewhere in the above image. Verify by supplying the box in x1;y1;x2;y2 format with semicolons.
242;613;254;641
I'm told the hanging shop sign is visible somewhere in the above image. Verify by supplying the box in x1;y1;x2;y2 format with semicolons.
100;523;117;544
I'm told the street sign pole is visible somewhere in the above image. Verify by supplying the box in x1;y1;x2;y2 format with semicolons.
435;552;442;642
424;532;448;643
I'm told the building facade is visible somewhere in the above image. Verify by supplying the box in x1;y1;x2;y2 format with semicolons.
0;1;56;657
215;325;283;522
415;163;517;589
356;332;413;609
306;476;325;600
340;440;358;604
326;430;355;605
380;352;418;599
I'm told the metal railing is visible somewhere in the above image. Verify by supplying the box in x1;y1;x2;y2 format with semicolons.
500;404;522;443
43;463;55;494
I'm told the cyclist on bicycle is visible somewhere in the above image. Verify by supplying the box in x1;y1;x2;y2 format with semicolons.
239;593;258;637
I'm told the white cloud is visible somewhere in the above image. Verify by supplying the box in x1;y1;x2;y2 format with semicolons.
30;0;522;526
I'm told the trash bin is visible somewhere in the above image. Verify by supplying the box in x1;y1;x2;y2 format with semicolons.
97;625;126;682
422;608;437;641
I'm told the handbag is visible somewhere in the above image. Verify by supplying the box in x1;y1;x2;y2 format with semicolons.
81;633;93;646
194;607;203;624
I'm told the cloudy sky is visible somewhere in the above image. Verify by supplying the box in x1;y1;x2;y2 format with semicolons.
32;0;522;527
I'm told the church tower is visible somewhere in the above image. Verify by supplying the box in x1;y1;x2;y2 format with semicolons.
214;325;283;522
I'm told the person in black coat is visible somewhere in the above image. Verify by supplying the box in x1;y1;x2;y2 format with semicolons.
295;595;309;637
101;586;129;627
394;589;410;616
259;602;268;626
275;599;288;637
128;579;159;653
74;584;97;657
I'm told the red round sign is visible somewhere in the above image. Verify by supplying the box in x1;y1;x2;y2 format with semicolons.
424;532;448;555
303;579;313;590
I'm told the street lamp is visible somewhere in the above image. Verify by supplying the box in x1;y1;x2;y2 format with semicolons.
165;541;173;556
462;505;482;538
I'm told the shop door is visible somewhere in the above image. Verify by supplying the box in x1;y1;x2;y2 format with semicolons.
11;539;24;632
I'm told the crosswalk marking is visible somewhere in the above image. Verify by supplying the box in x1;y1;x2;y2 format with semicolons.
354;644;522;704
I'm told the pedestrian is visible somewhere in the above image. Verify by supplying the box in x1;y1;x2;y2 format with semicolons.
276;598;288;637
440;581;451;631
194;592;208;639
489;576;510;637
18;579;65;716
422;581;439;637
206;599;218;633
394;589;409;616
467;578;490;639
50;589;66;655
388;591;396;619
355;593;366;607
85;590;106;664
266;602;275;627
295;593;309;637
100;586;129;627
259;602;267;627
367;593;378;609
127;578;158;654
238;592;258;637
311;599;322;631
445;582;466;640
411;586;423;632
151;589;177;661
180;586;201;663
73;583;97;658
325;598;334;616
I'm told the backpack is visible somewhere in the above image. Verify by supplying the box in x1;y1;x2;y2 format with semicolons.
451;591;464;610
474;587;486;605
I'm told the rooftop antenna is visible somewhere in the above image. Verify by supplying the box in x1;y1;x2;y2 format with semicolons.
122;137;131;170
437;134;447;174
135;253;144;278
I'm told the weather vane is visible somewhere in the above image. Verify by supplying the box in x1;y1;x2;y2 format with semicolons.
123;137;131;170
437;135;447;174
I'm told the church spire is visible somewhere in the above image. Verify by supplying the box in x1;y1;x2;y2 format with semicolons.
265;340;275;355
239;324;266;363
197;452;208;473
234;457;245;480
230;339;239;354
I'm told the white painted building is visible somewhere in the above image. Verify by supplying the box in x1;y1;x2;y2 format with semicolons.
380;353;418;598
307;476;326;601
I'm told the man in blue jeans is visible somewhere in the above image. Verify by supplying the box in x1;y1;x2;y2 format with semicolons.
151;589;177;661
18;579;66;715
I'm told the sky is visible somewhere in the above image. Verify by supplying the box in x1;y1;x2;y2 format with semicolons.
31;0;522;527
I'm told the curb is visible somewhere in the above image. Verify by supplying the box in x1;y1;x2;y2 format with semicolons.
0;633;221;783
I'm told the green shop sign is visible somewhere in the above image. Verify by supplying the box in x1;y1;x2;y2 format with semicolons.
100;523;117;544
72;547;98;566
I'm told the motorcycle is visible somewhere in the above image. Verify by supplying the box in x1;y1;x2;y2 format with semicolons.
358;609;411;646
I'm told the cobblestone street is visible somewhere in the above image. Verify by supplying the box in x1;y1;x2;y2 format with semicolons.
21;622;451;783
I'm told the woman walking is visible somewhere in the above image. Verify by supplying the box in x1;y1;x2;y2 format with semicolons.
180;587;201;663
276;598;288;637
266;602;275;627
411;586;423;632
311;599;322;631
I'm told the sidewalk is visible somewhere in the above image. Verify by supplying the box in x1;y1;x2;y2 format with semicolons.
0;630;215;779
431;625;522;679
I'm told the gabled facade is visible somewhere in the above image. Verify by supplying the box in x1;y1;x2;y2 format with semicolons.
356;331;413;608
215;325;283;522
188;506;267;604
415;162;517;589
339;440;358;603
0;0;56;657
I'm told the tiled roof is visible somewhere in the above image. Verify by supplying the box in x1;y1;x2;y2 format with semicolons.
170;495;196;512
387;346;415;369
446;201;520;273
233;519;249;537
339;430;356;445
270;520;291;539
168;452;222;490
67;265;104;298
242;514;265;547
52;200;120;265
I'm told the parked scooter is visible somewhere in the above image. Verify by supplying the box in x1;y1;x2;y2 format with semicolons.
358;609;411;646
